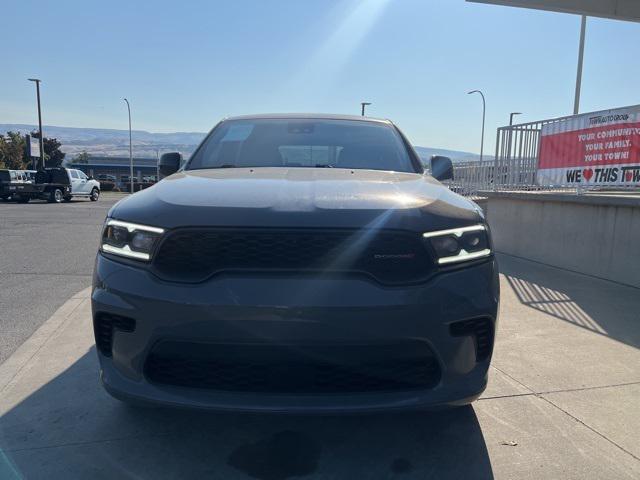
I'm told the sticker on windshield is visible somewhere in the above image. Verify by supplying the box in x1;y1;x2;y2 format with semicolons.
221;124;254;142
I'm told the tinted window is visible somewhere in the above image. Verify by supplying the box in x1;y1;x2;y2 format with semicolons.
187;119;417;173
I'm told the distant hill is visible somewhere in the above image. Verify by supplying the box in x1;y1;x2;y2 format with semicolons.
413;146;480;163
0;124;204;159
1;123;479;163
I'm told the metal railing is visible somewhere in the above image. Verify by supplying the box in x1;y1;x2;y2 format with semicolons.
442;160;494;196
446;107;640;197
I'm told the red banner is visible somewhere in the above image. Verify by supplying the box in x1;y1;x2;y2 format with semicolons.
537;106;640;186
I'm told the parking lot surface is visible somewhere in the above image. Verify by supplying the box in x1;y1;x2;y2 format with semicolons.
0;246;638;478
0;194;121;364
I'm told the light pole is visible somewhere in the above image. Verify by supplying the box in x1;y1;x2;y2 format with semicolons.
574;15;586;115
123;98;133;194
467;90;485;162
28;78;45;170
361;102;371;116
507;112;522;162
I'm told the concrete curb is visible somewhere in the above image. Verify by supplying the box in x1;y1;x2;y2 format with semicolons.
0;287;91;393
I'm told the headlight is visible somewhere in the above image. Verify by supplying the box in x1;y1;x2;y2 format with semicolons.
423;224;491;265
101;219;164;261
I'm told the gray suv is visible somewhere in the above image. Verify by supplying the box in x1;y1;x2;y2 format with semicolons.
92;114;499;412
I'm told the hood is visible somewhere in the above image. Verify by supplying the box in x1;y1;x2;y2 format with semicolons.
109;168;481;231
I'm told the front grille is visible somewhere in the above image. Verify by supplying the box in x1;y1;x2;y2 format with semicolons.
152;228;433;284
144;341;441;393
94;313;136;356
450;317;494;361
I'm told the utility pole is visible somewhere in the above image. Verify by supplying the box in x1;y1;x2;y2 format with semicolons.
28;78;45;170
123;98;134;194
573;15;587;115
467;90;486;162
361;102;371;116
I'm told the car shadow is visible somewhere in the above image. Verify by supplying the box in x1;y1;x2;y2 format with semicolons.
0;349;493;479
498;253;640;350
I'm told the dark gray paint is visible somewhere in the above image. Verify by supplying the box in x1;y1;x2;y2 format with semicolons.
93;116;497;411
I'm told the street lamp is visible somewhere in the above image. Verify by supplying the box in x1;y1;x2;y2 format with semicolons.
507;112;522;162
361;102;371;116
574;15;586;114
467;90;486;162
123;98;133;194
28;78;45;170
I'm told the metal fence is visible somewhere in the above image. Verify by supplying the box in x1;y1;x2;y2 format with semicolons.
494;121;542;190
446;109;640;197
442;160;494;196
442;119;546;196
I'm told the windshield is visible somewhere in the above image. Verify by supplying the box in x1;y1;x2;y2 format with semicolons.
187;119;418;173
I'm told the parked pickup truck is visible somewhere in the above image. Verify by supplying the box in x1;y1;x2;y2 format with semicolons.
0;168;100;203
1;169;40;202
66;168;101;201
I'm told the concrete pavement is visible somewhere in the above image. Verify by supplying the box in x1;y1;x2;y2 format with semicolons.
0;254;638;479
0;194;121;363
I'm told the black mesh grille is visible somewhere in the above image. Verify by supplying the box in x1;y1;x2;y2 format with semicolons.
144;342;441;393
450;317;494;361
94;313;136;356
152;228;433;284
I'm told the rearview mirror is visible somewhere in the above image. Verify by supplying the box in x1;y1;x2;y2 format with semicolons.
159;152;182;177
430;155;453;181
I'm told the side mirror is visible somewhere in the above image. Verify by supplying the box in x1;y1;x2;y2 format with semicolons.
159;152;182;177
430;155;453;181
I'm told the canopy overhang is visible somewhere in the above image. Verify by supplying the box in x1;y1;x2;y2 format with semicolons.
466;1;640;22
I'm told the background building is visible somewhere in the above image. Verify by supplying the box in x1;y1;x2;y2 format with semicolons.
69;156;158;187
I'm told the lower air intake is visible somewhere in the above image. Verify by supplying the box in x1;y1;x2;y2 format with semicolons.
450;317;494;361
144;341;441;394
94;313;136;356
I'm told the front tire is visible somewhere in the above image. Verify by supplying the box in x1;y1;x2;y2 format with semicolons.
49;188;63;203
90;188;100;202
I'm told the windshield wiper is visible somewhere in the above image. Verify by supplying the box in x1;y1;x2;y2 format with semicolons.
215;164;237;168
314;164;334;168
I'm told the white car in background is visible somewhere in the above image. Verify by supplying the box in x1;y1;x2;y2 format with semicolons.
66;169;101;201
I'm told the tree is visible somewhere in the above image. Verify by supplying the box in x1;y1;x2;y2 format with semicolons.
0;131;27;169
75;150;91;164
31;131;66;167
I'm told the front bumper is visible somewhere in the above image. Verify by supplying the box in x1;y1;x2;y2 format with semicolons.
92;253;499;413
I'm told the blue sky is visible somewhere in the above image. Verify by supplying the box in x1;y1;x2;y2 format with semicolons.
1;0;639;154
